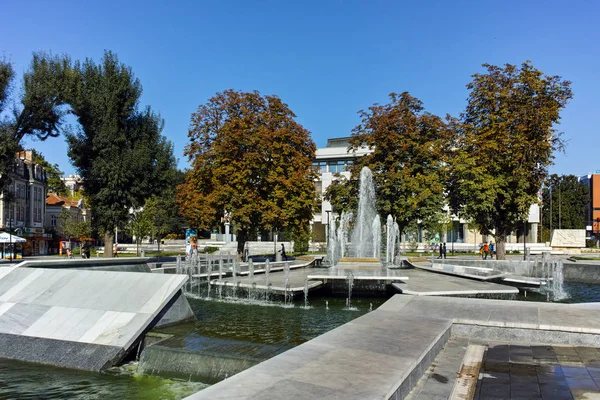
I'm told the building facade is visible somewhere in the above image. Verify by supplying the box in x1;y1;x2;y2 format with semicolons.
311;137;539;248
45;193;90;254
578;173;600;237
0;151;51;256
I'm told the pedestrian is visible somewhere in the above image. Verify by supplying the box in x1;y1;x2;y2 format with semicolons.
437;243;443;259
114;243;119;257
482;242;489;260
489;242;495;259
280;243;287;261
442;242;447;259
66;248;72;259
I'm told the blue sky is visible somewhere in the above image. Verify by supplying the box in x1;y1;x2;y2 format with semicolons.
3;0;599;176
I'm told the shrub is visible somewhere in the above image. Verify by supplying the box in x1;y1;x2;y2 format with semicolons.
203;246;219;254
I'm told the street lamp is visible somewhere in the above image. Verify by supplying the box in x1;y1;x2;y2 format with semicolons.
8;207;12;263
325;210;331;248
523;220;527;261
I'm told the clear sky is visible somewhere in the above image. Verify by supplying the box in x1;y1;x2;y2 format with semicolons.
2;0;599;177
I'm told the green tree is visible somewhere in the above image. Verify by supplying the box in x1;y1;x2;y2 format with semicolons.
540;174;589;241
178;89;316;257
126;207;152;256
0;54;71;190
31;151;69;196
326;92;451;236
448;62;572;259
65;51;177;257
58;209;91;244
324;174;358;216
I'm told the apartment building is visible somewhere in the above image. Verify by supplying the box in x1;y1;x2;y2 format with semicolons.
0;151;50;256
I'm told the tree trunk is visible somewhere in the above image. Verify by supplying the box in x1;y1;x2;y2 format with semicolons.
495;234;507;260
104;232;114;258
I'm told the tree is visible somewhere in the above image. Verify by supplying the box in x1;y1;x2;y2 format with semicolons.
448;62;573;259
324;174;358;216
31;151;69;196
540;174;589;241
178;89;316;257
65;51;177;257
0;54;71;190
326;92;451;236
126;207;152;256
58;209;91;245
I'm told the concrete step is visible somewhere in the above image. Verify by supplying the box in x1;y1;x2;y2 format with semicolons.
406;337;470;400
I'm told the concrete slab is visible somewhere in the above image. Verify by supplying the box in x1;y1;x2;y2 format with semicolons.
209;268;324;295
0;267;188;371
390;269;518;296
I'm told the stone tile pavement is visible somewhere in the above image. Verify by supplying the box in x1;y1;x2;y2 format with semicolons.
475;343;600;400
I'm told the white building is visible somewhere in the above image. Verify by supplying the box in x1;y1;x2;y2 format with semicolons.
311;138;539;249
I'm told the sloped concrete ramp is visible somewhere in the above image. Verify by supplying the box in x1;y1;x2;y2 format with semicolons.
0;266;188;371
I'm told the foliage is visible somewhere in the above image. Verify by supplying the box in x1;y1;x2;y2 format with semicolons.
448;62;572;260
287;225;311;254
326;92;451;236
126;207;153;256
58;209;91;242
65;51;177;256
324;174;357;215
541;174;589;231
143;195;183;241
203;246;219;254
31;150;69;196
0;54;71;190
178;89;317;256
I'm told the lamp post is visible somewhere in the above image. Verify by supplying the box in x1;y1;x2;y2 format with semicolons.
8;207;12;263
523;220;527;261
325;210;331;249
451;225;454;255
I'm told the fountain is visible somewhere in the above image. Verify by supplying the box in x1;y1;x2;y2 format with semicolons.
349;167;379;259
326;166;399;268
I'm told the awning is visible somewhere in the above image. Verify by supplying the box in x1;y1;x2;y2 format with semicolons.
0;232;27;244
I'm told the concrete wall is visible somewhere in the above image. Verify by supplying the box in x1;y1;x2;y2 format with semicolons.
562;262;600;284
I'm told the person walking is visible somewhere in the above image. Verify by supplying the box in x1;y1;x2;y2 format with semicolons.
437;243;443;259
280;243;287;261
482;242;489;260
489;242;495;259
442;242;447;259
114;243;119;257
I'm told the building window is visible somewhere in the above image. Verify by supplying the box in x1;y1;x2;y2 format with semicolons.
51;215;57;227
32;187;43;223
312;161;327;174
327;161;344;173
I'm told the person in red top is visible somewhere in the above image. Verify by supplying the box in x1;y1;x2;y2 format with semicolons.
482;242;490;260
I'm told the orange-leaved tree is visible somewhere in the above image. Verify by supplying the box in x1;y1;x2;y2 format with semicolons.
177;90;316;257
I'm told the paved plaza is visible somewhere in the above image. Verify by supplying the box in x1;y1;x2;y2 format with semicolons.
186;295;600;399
